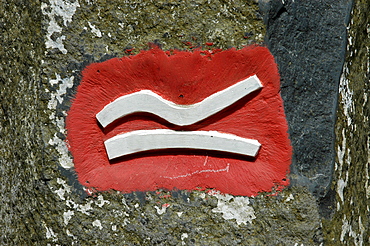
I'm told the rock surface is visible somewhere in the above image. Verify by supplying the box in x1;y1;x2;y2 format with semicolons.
263;0;353;199
0;0;368;245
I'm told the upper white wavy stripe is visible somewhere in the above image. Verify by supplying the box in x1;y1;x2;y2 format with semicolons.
96;75;262;127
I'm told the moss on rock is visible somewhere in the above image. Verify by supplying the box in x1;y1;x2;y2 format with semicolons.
5;0;367;245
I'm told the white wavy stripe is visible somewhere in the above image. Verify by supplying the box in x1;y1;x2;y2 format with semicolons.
104;129;261;160
96;75;262;127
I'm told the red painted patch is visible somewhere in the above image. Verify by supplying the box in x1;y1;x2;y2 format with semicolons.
66;46;292;196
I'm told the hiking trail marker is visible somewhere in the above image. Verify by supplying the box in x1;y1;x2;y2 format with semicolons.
66;46;292;196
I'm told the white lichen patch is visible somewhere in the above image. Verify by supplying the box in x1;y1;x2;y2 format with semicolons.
50;176;134;238
42;0;80;54
88;21;102;37
49;134;74;169
336;39;354;214
285;193;294;202
211;191;256;225
96;195;111;207
181;233;188;245
48;74;74;109
341;215;366;246
63;210;74;225
44;223;58;242
154;206;165;215
122;218;130;226
154;204;170;215
337;178;347;204
47;74;75;169
43;0;79;169
66;229;77;240
92;219;103;230
121;197;130;210
54;178;71;200
76;200;93;215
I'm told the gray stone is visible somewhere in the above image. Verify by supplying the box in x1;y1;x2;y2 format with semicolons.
261;0;353;199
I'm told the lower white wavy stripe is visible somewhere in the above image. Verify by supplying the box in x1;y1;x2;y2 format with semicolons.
104;129;261;160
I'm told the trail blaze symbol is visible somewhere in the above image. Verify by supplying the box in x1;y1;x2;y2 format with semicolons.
97;75;263;160
66;46;292;196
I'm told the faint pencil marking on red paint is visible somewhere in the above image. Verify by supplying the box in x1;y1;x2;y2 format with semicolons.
162;164;230;180
203;156;209;166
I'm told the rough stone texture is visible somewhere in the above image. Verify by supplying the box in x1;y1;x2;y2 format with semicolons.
262;0;353;199
0;1;51;244
324;1;370;245
1;0;368;245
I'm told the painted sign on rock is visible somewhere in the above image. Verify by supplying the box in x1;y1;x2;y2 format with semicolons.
66;45;292;196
